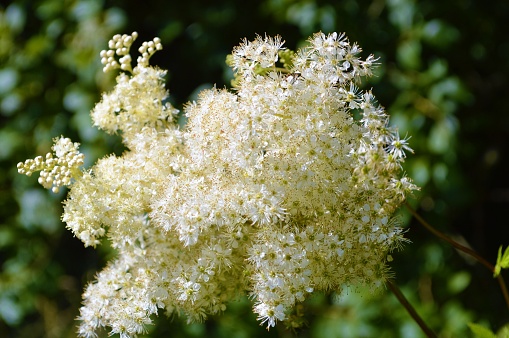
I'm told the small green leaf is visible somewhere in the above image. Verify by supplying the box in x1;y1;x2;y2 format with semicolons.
494;245;509;277
468;322;497;338
496;323;509;338
500;246;509;268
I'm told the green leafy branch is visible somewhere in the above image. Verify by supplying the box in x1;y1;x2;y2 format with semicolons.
404;203;509;309
396;203;509;338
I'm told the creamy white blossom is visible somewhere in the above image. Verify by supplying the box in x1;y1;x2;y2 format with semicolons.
17;137;84;193
18;31;417;337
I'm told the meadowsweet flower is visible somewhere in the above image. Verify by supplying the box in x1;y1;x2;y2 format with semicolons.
18;31;417;337
387;133;414;159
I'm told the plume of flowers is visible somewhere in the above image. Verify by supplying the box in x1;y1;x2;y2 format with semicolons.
18;31;417;337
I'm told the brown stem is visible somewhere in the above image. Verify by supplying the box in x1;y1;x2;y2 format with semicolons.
387;280;437;338
405;202;509;310
497;273;509;310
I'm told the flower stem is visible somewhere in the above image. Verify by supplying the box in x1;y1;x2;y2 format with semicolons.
404;202;509;310
387;280;437;338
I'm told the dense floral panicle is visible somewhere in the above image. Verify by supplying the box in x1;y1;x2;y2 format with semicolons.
18;31;417;337
91;66;179;146
63;127;183;248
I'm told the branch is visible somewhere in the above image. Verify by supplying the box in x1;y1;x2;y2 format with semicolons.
405;202;509;310
387;280;437;338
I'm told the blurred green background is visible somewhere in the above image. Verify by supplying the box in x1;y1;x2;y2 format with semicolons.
1;0;508;337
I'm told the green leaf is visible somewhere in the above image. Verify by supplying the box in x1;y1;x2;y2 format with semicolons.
500;246;509;268
494;245;509;277
447;271;471;294
468;322;497;338
496;323;509;338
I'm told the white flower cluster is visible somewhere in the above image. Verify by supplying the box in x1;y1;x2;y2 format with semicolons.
19;32;417;337
17;137;84;193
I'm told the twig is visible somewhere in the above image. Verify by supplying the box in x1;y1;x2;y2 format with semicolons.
387;280;437;338
405;202;509;310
